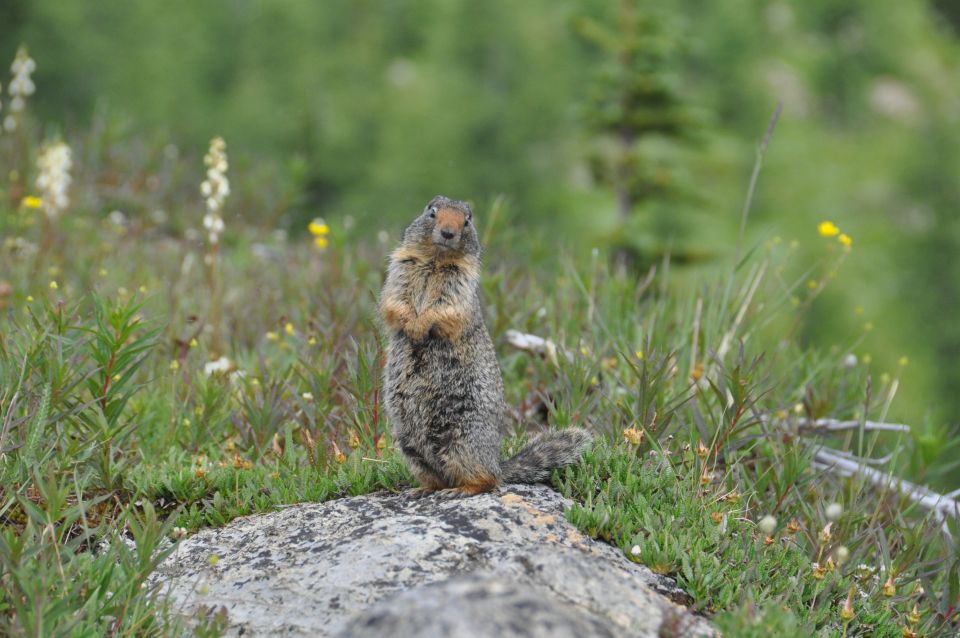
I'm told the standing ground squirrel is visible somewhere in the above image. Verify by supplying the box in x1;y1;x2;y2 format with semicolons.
380;195;592;497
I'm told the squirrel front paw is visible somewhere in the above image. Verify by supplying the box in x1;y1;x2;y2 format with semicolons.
381;298;414;331
403;318;431;341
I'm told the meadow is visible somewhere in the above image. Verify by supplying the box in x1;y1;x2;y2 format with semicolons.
1;35;960;638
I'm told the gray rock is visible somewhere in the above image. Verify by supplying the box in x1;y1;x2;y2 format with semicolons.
150;484;713;637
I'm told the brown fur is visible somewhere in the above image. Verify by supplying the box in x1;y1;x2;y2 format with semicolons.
379;242;478;342
381;196;592;498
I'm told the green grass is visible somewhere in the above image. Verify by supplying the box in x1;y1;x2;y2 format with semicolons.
1;122;959;636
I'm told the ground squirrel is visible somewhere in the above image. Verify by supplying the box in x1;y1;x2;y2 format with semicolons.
380;195;592;497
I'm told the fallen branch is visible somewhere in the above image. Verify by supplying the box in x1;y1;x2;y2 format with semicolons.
504;330;570;366
799;418;911;433
813;446;959;534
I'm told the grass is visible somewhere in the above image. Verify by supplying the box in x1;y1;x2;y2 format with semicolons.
1;118;959;637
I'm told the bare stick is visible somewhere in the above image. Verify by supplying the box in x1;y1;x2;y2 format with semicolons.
762;416;912;434
504;330;570;366
813;446;959;531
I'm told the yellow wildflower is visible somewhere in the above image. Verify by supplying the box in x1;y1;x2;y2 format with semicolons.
308;336;317;346
898;356;909;367
170;360;180;371
314;236;329;249
348;432;361;449
622;427;644;446
26;295;33;302
49;280;58;290
908;604;920;625
819;522;833;543
308;219;330;236
285;322;295;336
696;440;709;459
840;586;856;621
635;350;643;360
883;576;896;597
139;285;147;294
817;221;840;237
690;362;704;381
838;233;852;248
189;338;199;348
21;195;42;209
266;331;279;341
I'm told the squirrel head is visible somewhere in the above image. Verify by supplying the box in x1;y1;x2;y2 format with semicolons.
402;195;480;258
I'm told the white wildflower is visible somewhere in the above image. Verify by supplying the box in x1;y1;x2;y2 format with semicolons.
9;46;36;112
108;210;127;227
35;142;72;218
834;545;850;565
758;515;777;535
203;356;232;376
825;502;843;521
200;136;229;244
3;46;35;132
842;354;858;368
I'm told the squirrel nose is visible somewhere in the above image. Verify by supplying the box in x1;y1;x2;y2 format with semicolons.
440;229;455;240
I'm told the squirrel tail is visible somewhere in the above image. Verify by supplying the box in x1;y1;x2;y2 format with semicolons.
501;428;593;484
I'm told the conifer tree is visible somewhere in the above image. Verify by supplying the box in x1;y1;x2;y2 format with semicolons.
573;0;697;265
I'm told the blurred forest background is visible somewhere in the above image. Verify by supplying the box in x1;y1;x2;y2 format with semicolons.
2;0;959;434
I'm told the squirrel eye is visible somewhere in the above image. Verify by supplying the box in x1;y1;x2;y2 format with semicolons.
465;214;472;225
427;207;437;219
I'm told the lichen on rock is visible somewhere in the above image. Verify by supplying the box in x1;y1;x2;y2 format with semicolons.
150;484;713;637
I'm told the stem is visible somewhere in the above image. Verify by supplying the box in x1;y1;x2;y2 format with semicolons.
735;100;783;264
100;350;116;413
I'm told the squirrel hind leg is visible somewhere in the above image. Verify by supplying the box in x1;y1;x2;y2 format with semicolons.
437;473;499;499
405;461;449;497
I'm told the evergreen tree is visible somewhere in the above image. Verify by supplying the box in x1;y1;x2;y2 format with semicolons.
573;0;699;266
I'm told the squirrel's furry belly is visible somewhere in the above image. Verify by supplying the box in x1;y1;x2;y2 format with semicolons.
384;326;505;482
